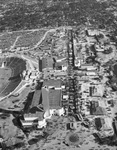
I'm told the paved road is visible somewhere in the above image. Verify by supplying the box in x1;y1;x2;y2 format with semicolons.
21;55;38;69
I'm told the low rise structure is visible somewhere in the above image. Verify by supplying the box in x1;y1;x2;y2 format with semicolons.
20;112;45;129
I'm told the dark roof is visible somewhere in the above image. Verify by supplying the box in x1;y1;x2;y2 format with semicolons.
39;57;42;72
36;81;43;90
95;117;102;130
30;90;41;108
95;117;105;131
89;87;93;96
29;107;42;113
42;87;49;111
66;123;72;130
114;121;117;134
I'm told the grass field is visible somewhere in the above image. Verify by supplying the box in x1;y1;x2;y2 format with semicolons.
0;29;47;50
14;30;47;48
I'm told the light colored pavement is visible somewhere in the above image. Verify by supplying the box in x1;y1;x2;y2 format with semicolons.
9;36;21;51
31;28;56;50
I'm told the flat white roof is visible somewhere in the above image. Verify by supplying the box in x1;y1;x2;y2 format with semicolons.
22;122;33;126
24;117;38;121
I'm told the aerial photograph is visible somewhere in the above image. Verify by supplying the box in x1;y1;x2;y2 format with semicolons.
0;0;117;149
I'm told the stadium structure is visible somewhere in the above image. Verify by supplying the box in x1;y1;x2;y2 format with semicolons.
0;56;27;100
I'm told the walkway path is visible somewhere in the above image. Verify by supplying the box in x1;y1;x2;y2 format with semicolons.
9;36;21;51
30;28;56;51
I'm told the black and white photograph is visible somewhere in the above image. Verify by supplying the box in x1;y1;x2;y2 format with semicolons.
0;0;117;149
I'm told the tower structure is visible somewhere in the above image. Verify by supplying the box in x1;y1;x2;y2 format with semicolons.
38;57;42;72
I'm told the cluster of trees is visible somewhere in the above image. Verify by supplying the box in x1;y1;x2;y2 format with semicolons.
0;0;116;32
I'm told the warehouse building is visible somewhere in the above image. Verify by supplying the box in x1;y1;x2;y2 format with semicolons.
38;56;54;72
42;79;64;118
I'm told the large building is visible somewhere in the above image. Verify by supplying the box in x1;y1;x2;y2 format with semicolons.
42;79;64;118
38;57;42;72
30;89;42;109
38;57;54;72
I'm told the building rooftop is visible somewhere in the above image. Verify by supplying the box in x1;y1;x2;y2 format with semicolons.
30;90;42;108
90;101;107;115
42;57;54;70
42;86;62;111
24;112;43;121
43;79;62;88
49;88;62;109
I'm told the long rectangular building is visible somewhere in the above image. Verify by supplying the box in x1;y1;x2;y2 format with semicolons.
30;90;42;108
42;79;63;117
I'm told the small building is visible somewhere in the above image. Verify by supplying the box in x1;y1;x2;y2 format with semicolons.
90;101;106;115
24;117;38;121
20;112;45;129
20;117;38;129
30;71;37;79
96;48;104;52
95;117;103;131
66;123;72;130
21;121;38;128
54;70;67;77
77;76;89;81
89;86;95;96
87;66;97;71
63;95;69;100
86;71;97;76
75;59;81;67
95;117;114;136
55;60;67;71
66;122;75;130
38;119;47;129
91;84;104;97
88;30;100;36
80;63;93;69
